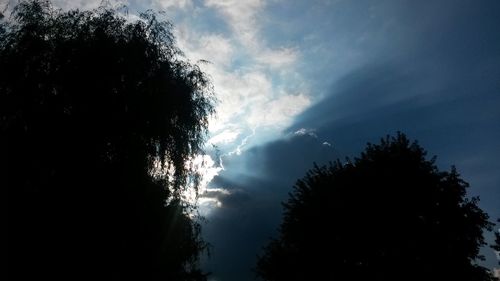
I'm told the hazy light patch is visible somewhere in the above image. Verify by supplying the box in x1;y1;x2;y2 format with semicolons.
182;154;223;205
198;198;222;216
200;197;222;208
209;129;241;145
494;268;500;280
149;153;226;216
197;188;232;216
193;155;222;188
181;155;242;216
229;127;256;156
255;47;299;68
204;187;231;195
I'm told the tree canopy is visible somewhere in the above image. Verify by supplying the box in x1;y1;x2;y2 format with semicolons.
256;133;494;281
493;219;500;266
3;1;214;280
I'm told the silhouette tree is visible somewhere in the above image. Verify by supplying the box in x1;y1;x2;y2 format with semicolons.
493;219;500;266
3;1;214;280
256;133;494;281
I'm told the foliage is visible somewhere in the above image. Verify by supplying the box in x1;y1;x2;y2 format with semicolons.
256;133;493;281
3;1;214;280
493;219;500;266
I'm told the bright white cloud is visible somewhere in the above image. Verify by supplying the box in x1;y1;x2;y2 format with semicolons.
176;28;235;68
28;0;193;13
181;154;225;212
208;70;271;133
198;187;232;216
204;187;231;195
204;0;299;69
51;0;120;10
151;0;193;10
0;0;101;11
248;93;311;128
204;0;263;48
190;154;223;192
175;1;310;146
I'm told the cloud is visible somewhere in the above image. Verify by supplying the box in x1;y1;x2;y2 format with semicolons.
0;0;104;11
202;131;340;280
175;29;235;67
255;47;299;68
247;93;311;128
293;128;317;138
204;0;300;69
205;69;273;133
49;0;194;11
181;154;224;210
198;187;232;215
173;3;310;154
51;0;103;10
151;0;193;10
204;0;263;48
209;128;241;145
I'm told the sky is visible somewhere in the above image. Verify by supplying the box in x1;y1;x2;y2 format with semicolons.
3;0;500;280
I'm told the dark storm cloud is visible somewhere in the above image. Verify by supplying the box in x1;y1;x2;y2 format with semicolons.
202;134;340;281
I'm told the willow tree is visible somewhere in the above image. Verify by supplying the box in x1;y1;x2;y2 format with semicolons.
3;1;214;280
